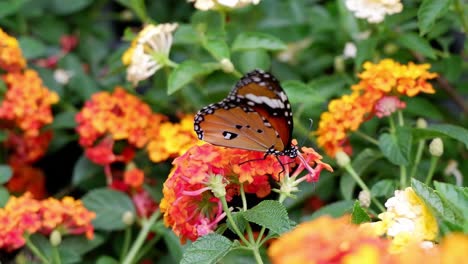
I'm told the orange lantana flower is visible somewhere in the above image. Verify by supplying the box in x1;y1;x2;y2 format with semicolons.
0;28;26;72
0;70;59;136
316;59;437;157
268;215;393;264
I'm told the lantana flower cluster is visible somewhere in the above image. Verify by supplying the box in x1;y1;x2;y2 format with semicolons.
188;0;261;11
268;215;468;264
0;193;96;252
345;0;403;23
0;28;59;198
363;187;438;252
146;114;200;163
122;23;178;86
316;59;437;157
160;143;332;242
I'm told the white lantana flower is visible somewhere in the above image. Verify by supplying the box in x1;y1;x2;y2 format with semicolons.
345;0;403;23
122;23;178;86
361;187;438;253
343;42;357;59
188;0;261;11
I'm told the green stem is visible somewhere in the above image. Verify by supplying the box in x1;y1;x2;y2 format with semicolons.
120;226;133;261
220;197;250;245
240;183;248;211
52;244;61;264
353;130;379;145
256;227;266;245
425;156;439;185
252;246;264;264
344;164;386;212
409;140;425;179
397;110;404;126
122;210;160;264
388;115;396;133
400;165;408;189
134;234;161;263
454;0;468;33
25;235;50;264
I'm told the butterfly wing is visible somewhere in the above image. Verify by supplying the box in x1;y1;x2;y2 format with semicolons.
194;69;293;154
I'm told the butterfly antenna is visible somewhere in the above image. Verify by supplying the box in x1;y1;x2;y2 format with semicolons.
298;118;314;147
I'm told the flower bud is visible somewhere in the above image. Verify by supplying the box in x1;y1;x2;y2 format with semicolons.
209;174;227;198
122;211;135;226
50;230;62;246
335;151;350;167
383;43;399;55
429;138;443;157
334;56;345;73
416;118;427;128
358;190;371;208
220;58;234;73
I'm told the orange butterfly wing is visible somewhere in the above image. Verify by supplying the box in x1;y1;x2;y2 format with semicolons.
194;69;293;155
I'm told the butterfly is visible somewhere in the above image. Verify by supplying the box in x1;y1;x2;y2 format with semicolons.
193;69;299;159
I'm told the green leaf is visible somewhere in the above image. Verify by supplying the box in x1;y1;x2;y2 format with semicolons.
242;200;292;235
371;179;396;198
48;0;93;15
203;37;230;60
306;200;354;221
411;178;455;222
160;226;185;263
0;0;28;18
18;36;47;59
355;37;378;70
60;233;106;255
96;256;120;264
29;234;82;264
236;49;271;74
282;80;324;106
0;187;10;207
0;165;12;184
167;61;219;94
191;10;225;37
351;201;371;224
232;32;287;51
72;154;102;186
180;233;233;264
82;188;136;231
378;127;412;166
228;212;247;235
434;181;468;222
340;149;382;200
397;33;437;59
51;111;77;129
418;0;452;36
174;24;200;44
413;124;468;148
404;97;444;120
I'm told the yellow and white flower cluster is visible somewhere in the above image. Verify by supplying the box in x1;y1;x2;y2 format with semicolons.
363;187;438;252
122;23;178;86
345;0;403;23
188;0;261;11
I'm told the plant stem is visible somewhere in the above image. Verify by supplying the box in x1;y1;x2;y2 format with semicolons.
25;236;50;264
344;164;386;212
353;130;379;145
400;165;407;189
134;234;161;263
120;226;133;261
122;210;160;264
220;197;250;245
252;246;264;264
240;183;248;211
409;140;425;179
397;110;404;126
52;245;61;264
454;0;468;34
425;156;439;185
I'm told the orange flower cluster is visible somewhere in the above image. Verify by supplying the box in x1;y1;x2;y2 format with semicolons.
268;215;468;264
316;59;437;157
0;70;59;136
0;28;26;72
76;87;159;148
146;114;200;163
160;143;331;242
0;193;96;252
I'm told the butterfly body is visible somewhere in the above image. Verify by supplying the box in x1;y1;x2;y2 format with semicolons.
194;69;298;158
